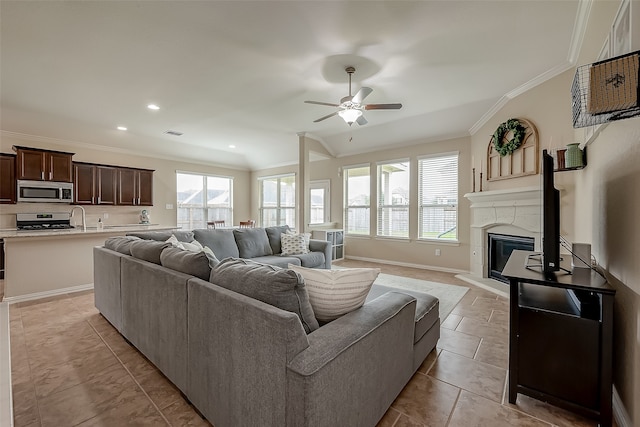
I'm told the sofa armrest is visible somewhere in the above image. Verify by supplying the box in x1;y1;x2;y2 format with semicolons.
308;238;332;269
286;292;416;427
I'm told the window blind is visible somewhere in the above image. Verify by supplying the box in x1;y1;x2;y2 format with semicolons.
418;153;458;240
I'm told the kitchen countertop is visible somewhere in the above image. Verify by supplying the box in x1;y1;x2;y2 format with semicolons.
0;224;178;239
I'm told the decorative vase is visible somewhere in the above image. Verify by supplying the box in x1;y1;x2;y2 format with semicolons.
565;143;583;168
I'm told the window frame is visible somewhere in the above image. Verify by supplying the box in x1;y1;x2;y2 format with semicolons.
176;171;234;230
343;163;371;236
309;179;331;225
258;173;296;227
417;151;459;242
376;159;410;239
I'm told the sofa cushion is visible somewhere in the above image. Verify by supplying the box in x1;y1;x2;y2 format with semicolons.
129;240;172;265
281;232;310;256
104;235;140;255
210;258;319;333
160;246;220;281
288;265;380;322
193;229;240;259
366;284;439;344
127;230;194;242
250;255;301;269
233;228;273;258
291;251;325;268
265;225;290;254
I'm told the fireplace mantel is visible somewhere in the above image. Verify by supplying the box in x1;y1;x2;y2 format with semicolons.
465;186;543;281
464;186;541;207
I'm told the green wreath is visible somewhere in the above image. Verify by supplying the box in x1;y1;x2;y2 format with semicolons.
492;118;527;157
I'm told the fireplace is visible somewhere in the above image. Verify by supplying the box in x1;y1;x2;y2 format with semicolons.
488;233;535;283
465;186;542;282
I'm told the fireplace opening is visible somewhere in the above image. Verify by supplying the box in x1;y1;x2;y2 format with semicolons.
488;233;535;283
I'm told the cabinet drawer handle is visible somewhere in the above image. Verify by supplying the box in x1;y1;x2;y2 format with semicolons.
49;171;52;180
97;196;101;204
41;171;44;180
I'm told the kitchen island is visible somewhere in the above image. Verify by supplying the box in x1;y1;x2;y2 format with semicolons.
1;225;177;301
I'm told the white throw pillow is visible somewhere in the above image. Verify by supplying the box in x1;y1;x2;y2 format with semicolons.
281;232;310;255
166;234;203;252
288;264;380;322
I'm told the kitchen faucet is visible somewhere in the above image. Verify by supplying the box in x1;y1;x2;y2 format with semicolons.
70;205;86;232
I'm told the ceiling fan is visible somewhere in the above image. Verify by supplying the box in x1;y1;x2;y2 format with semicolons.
305;66;402;126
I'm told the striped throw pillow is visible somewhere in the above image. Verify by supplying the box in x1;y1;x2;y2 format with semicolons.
288;264;380;322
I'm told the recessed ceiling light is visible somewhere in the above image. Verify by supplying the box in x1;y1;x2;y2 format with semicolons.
117;126;127;131
228;144;236;149
147;104;160;110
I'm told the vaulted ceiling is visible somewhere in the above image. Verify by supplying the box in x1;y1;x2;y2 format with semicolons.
1;1;587;170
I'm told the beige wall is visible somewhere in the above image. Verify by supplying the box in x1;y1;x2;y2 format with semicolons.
0;133;252;229
253;136;472;273
573;118;640;425
470;69;579;244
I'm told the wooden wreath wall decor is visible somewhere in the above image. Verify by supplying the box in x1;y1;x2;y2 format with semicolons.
492;118;527;157
487;117;538;182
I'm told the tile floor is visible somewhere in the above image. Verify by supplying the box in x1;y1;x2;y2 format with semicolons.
8;260;604;427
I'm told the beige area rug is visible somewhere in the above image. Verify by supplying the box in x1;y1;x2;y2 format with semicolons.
372;273;469;321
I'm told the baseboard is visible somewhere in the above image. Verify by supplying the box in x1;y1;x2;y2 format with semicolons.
0;302;13;427
344;255;468;275
3;283;94;305
613;385;632;427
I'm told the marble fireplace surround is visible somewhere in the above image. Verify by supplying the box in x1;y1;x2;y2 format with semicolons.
460;186;542;295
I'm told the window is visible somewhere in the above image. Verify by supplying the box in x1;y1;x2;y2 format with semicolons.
259;174;295;227
418;153;458;241
377;161;409;238
176;172;233;230
344;165;370;235
309;180;330;224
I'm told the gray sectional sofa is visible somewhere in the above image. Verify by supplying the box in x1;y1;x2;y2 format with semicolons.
93;228;440;427
126;226;332;269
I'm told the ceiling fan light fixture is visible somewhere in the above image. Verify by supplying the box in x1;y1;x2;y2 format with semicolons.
338;108;362;124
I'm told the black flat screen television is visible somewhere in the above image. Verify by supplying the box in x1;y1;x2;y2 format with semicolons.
542;149;560;274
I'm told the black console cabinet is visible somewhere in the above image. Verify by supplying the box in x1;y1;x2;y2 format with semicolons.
502;250;615;427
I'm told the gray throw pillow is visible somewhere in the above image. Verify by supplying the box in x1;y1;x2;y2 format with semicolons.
265;225;290;254
104;236;140;255
193;229;240;259
209;258;319;333
233;228;273;258
160;246;219;280
129;240;172;265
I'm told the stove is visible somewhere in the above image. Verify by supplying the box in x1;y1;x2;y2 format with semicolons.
16;212;74;231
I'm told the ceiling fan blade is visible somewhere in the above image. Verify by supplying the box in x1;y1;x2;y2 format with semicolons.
356;115;368;126
364;103;403;110
313;111;338;123
352;87;373;104
305;100;340;107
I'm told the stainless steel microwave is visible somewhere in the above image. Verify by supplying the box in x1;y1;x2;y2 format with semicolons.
17;180;74;203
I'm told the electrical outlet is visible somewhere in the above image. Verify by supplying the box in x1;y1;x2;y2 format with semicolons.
435;249;441;256
103;213;109;219
166;203;174;209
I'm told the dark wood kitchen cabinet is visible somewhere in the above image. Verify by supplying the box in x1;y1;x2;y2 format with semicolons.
73;163;118;205
14;146;74;182
0;153;16;204
117;168;153;206
74;162;151;206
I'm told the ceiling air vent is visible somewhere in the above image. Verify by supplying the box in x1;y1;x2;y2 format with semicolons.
164;130;183;136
